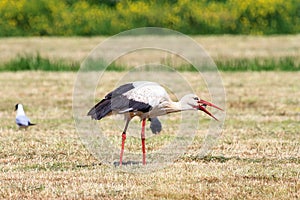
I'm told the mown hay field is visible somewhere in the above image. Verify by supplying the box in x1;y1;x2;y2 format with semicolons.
0;71;299;199
0;36;299;199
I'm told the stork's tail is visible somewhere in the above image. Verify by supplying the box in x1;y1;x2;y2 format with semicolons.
87;99;111;120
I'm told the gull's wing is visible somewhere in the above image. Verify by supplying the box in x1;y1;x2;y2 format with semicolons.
16;115;30;126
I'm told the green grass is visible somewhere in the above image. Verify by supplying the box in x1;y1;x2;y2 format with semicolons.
0;54;299;72
0;54;78;71
217;57;300;71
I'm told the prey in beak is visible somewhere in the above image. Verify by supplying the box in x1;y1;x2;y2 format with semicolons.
197;99;223;121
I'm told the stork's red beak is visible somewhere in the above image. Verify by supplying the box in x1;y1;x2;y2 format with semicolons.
198;99;223;121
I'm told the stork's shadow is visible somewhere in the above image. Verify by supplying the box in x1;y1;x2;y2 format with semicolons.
76;155;299;169
113;160;141;167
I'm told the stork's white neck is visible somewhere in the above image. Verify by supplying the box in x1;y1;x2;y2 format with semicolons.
170;102;182;111
167;100;196;113
179;101;196;111
17;105;25;116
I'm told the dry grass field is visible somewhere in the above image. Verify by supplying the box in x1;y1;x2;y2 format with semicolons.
0;71;299;199
0;36;299;199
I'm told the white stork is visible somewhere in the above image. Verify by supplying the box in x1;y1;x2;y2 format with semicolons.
87;81;223;166
15;103;36;129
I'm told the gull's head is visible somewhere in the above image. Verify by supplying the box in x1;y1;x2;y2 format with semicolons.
15;103;24;111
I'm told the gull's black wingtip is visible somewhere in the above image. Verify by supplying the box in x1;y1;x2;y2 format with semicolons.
28;122;36;126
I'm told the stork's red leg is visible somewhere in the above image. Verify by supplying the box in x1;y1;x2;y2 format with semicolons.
141;119;146;165
119;119;130;166
119;132;126;166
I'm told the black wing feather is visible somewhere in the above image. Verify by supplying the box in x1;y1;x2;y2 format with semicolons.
87;99;111;120
87;83;152;120
105;83;134;99
111;95;151;113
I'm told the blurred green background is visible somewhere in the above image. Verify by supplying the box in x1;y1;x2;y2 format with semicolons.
0;0;299;71
0;0;299;36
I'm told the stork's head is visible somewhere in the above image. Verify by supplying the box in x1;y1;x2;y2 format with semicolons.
180;94;223;120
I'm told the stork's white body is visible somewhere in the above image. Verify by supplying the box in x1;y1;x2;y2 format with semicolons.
119;81;175;118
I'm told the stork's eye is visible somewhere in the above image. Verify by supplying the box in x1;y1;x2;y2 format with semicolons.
193;97;199;101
